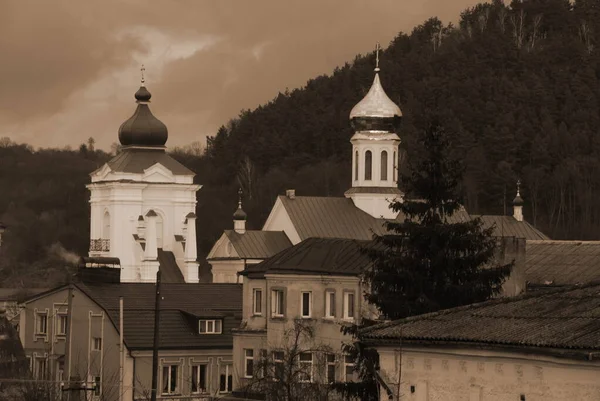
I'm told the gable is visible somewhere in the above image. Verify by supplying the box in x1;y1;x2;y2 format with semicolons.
207;233;240;260
262;197;302;244
142;163;176;183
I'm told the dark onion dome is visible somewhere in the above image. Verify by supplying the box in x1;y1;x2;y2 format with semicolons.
349;71;402;132
118;85;168;147
513;191;524;206
233;206;247;221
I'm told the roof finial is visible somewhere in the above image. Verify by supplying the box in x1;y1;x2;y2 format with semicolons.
140;64;146;87
375;43;381;73
237;188;243;209
516;179;521;197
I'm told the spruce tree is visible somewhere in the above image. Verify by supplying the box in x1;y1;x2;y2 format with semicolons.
364;119;513;320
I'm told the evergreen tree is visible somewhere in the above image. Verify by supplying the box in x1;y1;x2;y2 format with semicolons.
364;119;513;319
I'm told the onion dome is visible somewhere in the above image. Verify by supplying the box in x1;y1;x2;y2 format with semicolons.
350;46;401;132
233;189;247;221
513;180;524;206
118;83;168;147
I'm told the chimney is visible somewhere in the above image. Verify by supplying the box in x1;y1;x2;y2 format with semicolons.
286;189;296;199
512;180;524;222
233;188;247;234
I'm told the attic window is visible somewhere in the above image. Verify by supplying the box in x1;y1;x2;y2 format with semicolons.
199;319;222;334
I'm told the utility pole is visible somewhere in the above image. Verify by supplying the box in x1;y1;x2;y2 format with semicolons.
119;296;124;401
150;270;162;401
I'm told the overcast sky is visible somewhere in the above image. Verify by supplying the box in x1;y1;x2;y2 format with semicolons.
0;0;481;150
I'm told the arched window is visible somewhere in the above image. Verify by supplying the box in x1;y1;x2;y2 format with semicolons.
365;151;372;180
381;151;388;181
393;151;397;181
354;151;359;181
102;211;110;239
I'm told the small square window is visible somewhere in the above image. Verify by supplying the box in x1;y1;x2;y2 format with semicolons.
92;337;102;351
199;319;222;334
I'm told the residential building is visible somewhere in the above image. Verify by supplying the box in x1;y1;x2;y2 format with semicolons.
19;267;242;401
87;77;201;283
0;287;49;325
361;282;600;401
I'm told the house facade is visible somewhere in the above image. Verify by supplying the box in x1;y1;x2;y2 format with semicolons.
20;272;242;401
361;283;600;401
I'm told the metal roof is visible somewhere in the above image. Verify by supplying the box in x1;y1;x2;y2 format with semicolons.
476;215;549;240
361;283;600;354
526;241;600;286
157;249;185;283
105;148;194;175
224;230;292;259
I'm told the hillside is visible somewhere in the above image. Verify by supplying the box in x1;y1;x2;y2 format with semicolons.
2;0;600;286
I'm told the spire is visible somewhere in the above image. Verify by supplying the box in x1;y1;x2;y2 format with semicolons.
233;188;247;234
513;179;524;222
349;43;402;132
118;66;168;148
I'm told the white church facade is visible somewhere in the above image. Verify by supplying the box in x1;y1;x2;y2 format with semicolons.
87;82;200;283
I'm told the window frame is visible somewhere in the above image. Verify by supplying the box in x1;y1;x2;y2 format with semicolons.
271;289;285;318
326;353;337;384
34;357;47;380
298;352;313;383
199;319;223;334
36;312;48;335
56;314;68;336
365;150;373;180
381;150;388;181
343;291;356;321
92;337;102;351
253;288;263;316
219;364;233;393
191;364;208;394
272;350;285;381
300;291;312;318
161;364;180;395
324;290;336;319
244;349;254;378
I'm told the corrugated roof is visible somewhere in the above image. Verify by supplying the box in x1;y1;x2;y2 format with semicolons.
361;283;600;352
105;148;193;175
76;282;242;350
224;230;292;259
242;237;375;278
476;215;549;240
526;241;600;286
157;249;185;283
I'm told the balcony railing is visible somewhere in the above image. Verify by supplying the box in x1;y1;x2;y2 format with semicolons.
90;239;110;252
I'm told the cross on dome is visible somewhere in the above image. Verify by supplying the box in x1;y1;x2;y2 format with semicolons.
375;43;381;72
141;64;146;86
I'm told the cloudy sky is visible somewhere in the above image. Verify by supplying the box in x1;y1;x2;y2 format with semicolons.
0;0;481;150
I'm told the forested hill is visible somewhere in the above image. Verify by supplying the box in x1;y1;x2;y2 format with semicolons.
2;0;600;287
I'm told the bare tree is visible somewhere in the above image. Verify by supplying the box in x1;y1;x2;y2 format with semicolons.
510;9;526;49
240;319;339;401
579;20;594;55
528;14;543;51
497;7;508;34
237;155;258;201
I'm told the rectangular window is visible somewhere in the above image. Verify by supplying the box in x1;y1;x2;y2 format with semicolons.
271;289;284;317
326;354;336;384
298;352;313;382
244;349;254;378
162;365;179;394
219;364;232;393
301;291;311;318
325;291;336;318
344;355;357;382
273;351;285;381
34;357;47;379
36;313;48;335
92;337;102;351
253;289;263;315
94;376;101;396
199;319;222;334
191;365;207;394
343;292;355;320
56;314;67;336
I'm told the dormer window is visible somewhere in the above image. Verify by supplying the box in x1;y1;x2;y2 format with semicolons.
199;319;222;334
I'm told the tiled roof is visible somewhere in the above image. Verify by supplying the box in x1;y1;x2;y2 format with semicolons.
526;241;600;286
241;237;374;278
476;215;549;240
105;148;193;175
77;282;242;350
361;283;600;353
224;230;292;259
157;250;185;283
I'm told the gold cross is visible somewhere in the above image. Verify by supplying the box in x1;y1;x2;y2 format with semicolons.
375;43;381;71
141;64;146;86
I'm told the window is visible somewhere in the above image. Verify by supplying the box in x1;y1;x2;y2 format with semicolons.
34;357;47;379
191;365;207;394
344;355;356;382
343;292;355;320
56;314;67;336
326;354;336;384
94;376;101;396
354;150;359;180
219;364;232;393
381;151;388;180
162;365;179;394
300;292;311;318
365;150;372;180
271;289;284;317
253;289;262;315
298;352;313;382
199;319;222;334
273;351;285;380
393;151;397;181
325;291;336;318
92;337;102;351
36;313;48;335
244;349;254;378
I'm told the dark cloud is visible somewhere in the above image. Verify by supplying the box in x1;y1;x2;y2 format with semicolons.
0;0;481;149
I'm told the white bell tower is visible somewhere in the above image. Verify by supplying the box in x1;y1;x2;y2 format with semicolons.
345;44;403;219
